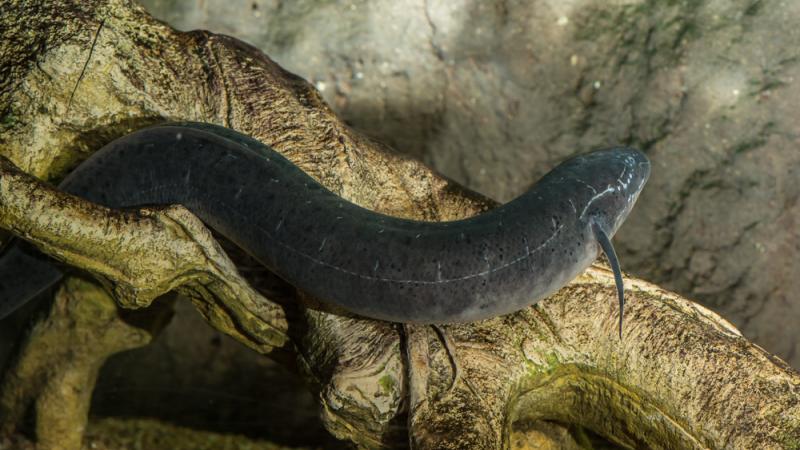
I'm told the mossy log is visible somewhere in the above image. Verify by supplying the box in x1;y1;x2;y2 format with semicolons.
0;1;799;449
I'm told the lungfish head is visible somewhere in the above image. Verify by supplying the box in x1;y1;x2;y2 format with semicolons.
563;147;651;238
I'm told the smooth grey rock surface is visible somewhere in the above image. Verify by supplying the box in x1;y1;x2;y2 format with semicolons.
137;0;800;368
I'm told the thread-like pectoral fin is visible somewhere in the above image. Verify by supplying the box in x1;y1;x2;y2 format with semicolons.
591;222;625;339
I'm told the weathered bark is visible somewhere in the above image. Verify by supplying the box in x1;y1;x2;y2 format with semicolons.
0;0;798;449
0;277;168;450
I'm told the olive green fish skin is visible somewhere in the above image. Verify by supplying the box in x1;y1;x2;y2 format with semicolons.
0;123;649;324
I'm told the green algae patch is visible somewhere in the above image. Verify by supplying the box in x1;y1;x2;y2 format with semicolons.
378;374;396;395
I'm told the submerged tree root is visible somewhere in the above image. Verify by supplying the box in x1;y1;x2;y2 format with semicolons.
0;0;799;449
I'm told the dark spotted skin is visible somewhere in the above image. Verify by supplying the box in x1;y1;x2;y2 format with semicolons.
0;123;650;324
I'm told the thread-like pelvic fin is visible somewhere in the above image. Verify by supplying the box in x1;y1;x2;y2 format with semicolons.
592;222;625;339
